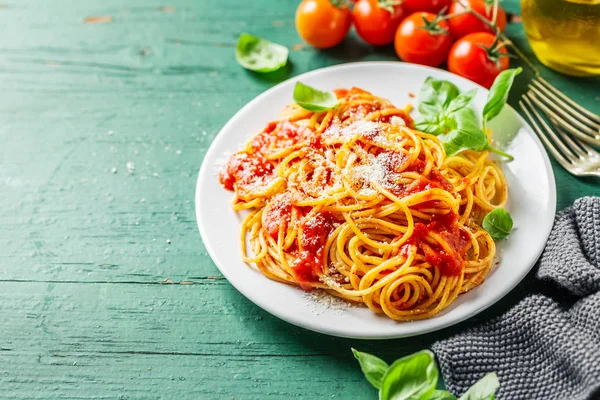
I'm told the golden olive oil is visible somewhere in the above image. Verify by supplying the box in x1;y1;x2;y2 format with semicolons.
521;0;600;76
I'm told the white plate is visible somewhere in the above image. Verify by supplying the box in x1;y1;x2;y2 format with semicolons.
196;62;556;339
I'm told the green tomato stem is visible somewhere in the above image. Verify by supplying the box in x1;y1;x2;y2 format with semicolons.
454;0;539;75
441;10;469;19
492;0;499;25
487;145;514;161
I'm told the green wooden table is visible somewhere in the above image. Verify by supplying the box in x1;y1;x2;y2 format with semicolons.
1;0;598;398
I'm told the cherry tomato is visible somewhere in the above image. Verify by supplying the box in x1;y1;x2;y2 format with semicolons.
447;32;509;88
296;0;352;49
394;12;453;67
448;0;507;38
402;0;451;14
353;0;406;46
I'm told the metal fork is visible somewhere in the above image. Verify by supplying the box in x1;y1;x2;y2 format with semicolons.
520;94;600;177
525;76;600;146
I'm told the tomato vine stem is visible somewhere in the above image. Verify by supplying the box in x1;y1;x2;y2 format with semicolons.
453;0;539;75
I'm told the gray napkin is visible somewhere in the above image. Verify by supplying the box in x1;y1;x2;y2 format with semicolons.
432;197;600;400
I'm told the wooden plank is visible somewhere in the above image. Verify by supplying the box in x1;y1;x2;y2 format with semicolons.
0;281;425;399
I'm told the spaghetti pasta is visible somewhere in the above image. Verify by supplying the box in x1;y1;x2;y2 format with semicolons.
218;87;507;321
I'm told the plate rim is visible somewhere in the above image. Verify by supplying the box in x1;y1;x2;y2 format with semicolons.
195;61;557;339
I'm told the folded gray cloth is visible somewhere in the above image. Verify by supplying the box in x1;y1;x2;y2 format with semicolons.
432;197;600;400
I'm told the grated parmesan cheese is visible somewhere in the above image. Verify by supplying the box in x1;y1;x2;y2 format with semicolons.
391;116;406;126
324;120;381;139
302;289;356;316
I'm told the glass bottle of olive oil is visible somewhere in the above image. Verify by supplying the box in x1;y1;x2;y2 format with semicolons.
521;0;600;76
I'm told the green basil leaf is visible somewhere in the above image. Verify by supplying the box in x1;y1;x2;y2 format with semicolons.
446;89;477;114
458;373;500;400
293;82;339;112
351;348;389;389
482;209;513;240
379;350;439;400
418;77;461;117
441;108;489;156
482;68;523;123
414;114;444;135
235;33;288;73
431;390;457;400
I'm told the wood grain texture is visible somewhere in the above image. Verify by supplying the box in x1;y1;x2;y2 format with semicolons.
0;0;598;398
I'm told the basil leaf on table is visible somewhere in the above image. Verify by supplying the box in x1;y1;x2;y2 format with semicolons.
482;209;513;240
458;373;500;400
293;82;339;112
440;108;489;157
235;33;288;73
482;68;523;125
351;348;389;389
379;350;439;400
431;390;458;400
418;77;461;117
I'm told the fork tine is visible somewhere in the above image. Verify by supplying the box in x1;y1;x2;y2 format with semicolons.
555;124;599;157
520;96;573;170
554;122;589;159
527;90;600;146
534;76;600;124
528;83;600;134
522;93;578;159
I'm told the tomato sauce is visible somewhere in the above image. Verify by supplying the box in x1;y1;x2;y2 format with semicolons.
220;120;320;193
394;169;453;197
262;193;293;240
250;121;311;154
291;212;336;287
408;212;469;276
404;158;426;174
218;152;274;192
429;169;453;191
376;110;415;129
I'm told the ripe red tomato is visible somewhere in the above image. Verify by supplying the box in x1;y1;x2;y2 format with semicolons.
447;32;509;88
296;0;352;49
353;0;406;46
448;0;507;38
402;0;451;14
394;12;453;67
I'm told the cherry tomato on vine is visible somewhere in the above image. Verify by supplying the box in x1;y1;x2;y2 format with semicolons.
296;0;352;49
394;12;453;67
353;0;406;46
447;32;510;88
402;0;451;14
448;0;507;38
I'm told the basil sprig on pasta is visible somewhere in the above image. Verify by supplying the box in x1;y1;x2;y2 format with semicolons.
415;68;522;160
482;208;514;240
293;82;339;111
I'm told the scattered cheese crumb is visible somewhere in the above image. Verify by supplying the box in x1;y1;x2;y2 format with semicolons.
126;161;135;173
110;167;117;174
303;290;356;316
